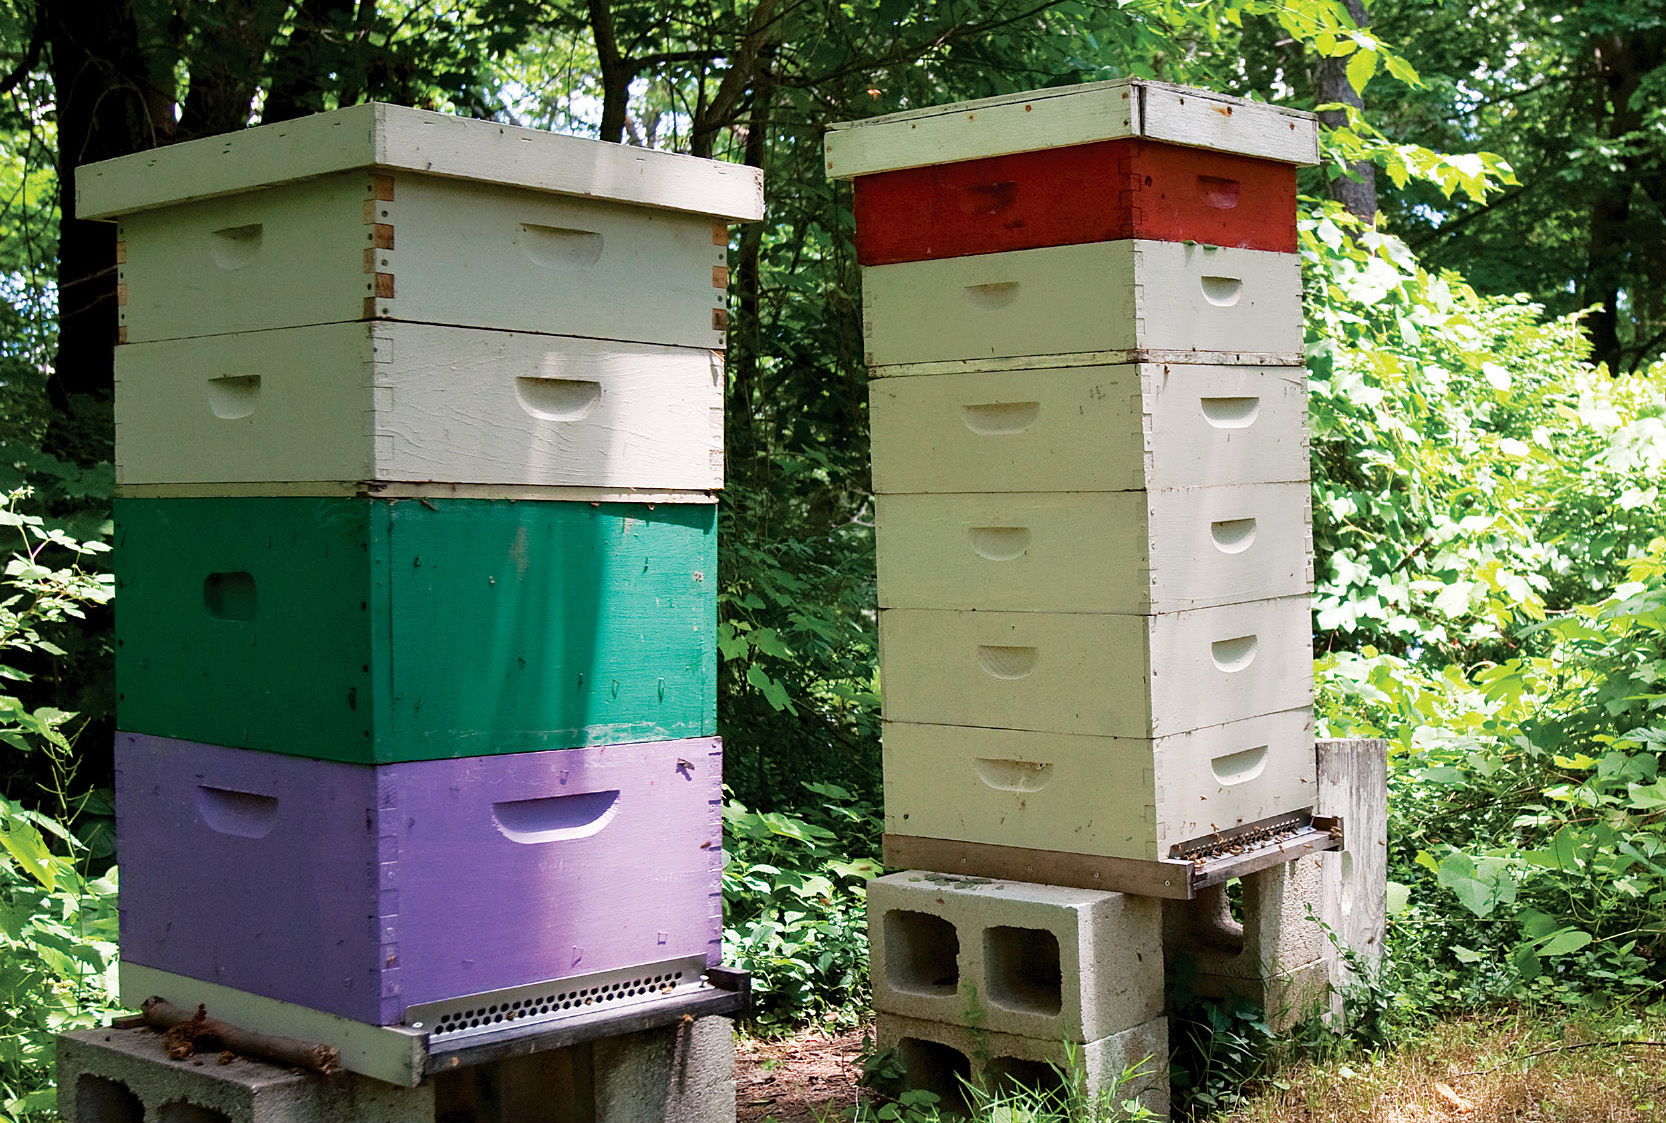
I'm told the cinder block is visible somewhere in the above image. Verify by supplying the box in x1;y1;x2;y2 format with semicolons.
868;872;1161;1042
874;1011;1168;1119
1163;854;1327;983
1188;959;1331;1033
57;1026;431;1123
592;1015;736;1123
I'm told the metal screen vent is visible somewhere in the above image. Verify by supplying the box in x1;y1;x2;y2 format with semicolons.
407;955;710;1044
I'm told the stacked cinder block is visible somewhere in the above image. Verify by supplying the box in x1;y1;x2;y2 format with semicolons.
826;79;1322;1110
80;104;762;1045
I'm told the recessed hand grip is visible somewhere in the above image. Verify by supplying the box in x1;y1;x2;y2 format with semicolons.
964;282;1020;310
1210;518;1257;554
974;758;1053;792
957;180;1018;216
204;572;256;621
206;375;260;420
493;790;620;843
210;224;262;270
977;645;1038;679
1198;176;1241;209
516;377;602;420
961;402;1039;434
197;786;278;838
968;527;1030;561
1201;276;1243;306
1210;635;1258;672
1210;745;1268;785
1200;396;1259;428
518;224;604;267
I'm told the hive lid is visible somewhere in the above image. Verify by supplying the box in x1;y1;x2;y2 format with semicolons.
78;101;765;222
824;77;1319;180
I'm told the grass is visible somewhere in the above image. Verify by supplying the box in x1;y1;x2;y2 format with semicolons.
1218;1005;1666;1122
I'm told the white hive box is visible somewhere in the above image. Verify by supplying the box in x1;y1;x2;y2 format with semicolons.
114;322;724;495
878;598;1313;739
824;78;1318;180
883;709;1315;862
79;102;764;347
862;239;1302;368
875;483;1311;614
869;362;1309;494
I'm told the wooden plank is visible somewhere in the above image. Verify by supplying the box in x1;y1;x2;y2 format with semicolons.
116;322;724;491
1140;83;1320;167
875;484;1311;614
825;78;1318;180
79;102;764;222
117;962;426;1086
118;482;719;503
860;241;1303;368
114;497;717;764
884;709;1316;862
869;348;1306;376
883;833;1196;899
870;363;1309;494
877;598;1313;739
117;173;727;346
853;139;1298;265
117;734;722;1025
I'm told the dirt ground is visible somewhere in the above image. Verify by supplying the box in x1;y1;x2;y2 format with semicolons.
735;1025;868;1123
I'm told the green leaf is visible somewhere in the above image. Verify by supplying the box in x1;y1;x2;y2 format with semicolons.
1537;927;1593;956
1345;47;1378;94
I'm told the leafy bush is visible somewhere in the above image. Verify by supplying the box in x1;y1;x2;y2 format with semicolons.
722;781;882;1031
0;490;120;1123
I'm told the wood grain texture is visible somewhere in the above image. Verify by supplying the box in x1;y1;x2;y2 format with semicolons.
115;322;724;491
114;497;716;764
116;733;723;1025
853;140;1298;265
79;102;763;222
117;172;728;346
877;598;1313;739
869;363;1309;494
882;834;1195;899
860;241;1303;367
825;78;1318;180
883;709;1315;862
875;484;1311;613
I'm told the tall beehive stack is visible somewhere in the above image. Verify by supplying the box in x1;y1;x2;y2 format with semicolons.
81;104;763;1043
826;80;1320;1109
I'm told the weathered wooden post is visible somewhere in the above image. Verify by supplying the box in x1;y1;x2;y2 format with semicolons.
58;104;761;1123
827;79;1378;1113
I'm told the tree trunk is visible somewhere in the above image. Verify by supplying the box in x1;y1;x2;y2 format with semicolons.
1315;0;1377;220
1582;30;1655;373
587;0;633;143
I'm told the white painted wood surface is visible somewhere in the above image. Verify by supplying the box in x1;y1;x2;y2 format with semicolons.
118;172;728;346
883;708;1316;861
115;322;723;490
870;363;1309;494
861;241;1302;367
876;484;1311;613
870;349;1307;376
79;102;764;222
824;78;1319;179
878;597;1313;738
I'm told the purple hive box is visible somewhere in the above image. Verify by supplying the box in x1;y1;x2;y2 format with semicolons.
115;733;722;1026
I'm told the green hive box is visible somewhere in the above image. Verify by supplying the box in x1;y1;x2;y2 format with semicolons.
115;496;716;764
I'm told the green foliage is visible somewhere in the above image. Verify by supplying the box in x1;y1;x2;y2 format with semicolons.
0;490;120;1123
858;1041;1160;1123
721;782;882;1031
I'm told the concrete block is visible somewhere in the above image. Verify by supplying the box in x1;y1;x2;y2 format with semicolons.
57;1026;431;1123
592;1015;736;1123
1188;959;1330;1033
1164;852;1326;983
874;1010;1168;1119
868;871;1162;1042
1317;738;1389;983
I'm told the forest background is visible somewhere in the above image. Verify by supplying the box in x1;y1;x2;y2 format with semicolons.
0;0;1665;1119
